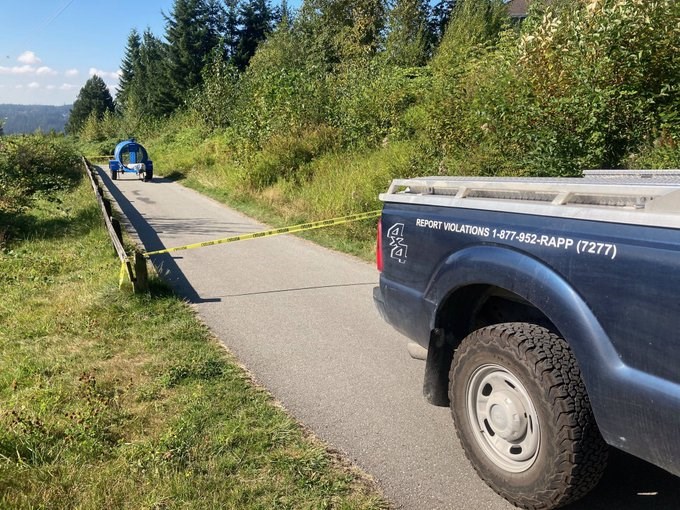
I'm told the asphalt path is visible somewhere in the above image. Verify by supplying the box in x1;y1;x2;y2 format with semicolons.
98;168;680;510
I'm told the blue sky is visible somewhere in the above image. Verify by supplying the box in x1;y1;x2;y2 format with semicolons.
0;0;297;106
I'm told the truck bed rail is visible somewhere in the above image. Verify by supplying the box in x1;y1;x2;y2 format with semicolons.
381;171;680;229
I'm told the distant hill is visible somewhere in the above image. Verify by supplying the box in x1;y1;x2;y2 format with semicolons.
0;104;71;134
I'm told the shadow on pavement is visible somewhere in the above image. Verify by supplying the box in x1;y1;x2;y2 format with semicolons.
566;447;680;509
95;168;220;304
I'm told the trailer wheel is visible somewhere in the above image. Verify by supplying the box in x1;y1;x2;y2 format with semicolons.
449;322;607;510
144;168;153;182
111;169;117;180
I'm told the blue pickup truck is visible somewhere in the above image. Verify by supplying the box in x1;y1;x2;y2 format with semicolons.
374;171;680;509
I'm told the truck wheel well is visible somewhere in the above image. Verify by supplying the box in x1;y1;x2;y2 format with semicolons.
425;285;556;407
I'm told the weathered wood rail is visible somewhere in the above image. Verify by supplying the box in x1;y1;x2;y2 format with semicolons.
82;157;149;292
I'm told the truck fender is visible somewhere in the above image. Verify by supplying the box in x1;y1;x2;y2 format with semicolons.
422;245;620;423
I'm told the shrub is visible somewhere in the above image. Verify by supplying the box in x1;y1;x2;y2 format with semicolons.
329;60;428;149
0;135;81;209
230;26;330;149
422;0;680;176
0;135;82;245
511;0;680;173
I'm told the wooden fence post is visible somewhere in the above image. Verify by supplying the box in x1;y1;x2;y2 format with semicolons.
134;251;149;293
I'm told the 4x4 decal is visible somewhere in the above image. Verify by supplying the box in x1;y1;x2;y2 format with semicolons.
387;223;408;264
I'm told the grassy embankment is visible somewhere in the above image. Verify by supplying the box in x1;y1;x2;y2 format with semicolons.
139;126;416;262
0;177;387;508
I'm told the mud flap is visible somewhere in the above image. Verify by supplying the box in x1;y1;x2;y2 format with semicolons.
423;328;454;407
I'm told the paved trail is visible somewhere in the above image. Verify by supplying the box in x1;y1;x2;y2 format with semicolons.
100;169;680;510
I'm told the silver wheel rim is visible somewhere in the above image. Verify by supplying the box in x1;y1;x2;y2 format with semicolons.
465;364;540;473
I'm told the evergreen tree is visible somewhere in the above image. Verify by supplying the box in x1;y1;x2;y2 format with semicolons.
137;29;175;117
278;0;292;26
385;0;432;66
234;0;275;71
431;0;457;45
116;29;142;111
223;0;240;60
164;0;225;108
66;75;115;134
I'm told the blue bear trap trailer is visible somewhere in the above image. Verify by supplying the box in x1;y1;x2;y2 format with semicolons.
108;139;153;181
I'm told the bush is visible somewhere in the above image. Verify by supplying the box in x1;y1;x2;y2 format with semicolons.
0;135;82;211
423;0;680;176
0;135;82;245
230;26;330;149
514;0;680;172
423;0;512;170
629;143;680;170
190;56;240;131
329;60;428;149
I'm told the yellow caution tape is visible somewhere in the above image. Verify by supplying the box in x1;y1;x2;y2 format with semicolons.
119;260;130;288
142;210;381;258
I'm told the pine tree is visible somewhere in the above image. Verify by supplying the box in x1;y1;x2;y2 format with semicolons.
385;0;432;66
278;0;292;26
66;75;115;134
137;29;175;117
234;0;275;71
431;0;457;45
164;0;225;108
223;0;240;60
116;29;142;111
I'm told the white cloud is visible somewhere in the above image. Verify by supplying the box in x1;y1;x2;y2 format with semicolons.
36;66;57;76
46;84;56;90
60;83;76;91
65;68;79;77
28;82;40;89
0;65;35;75
15;84;23;89
18;51;41;65
89;67;121;81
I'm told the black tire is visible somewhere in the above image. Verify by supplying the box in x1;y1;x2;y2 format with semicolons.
111;169;117;180
144;168;153;182
449;322;608;510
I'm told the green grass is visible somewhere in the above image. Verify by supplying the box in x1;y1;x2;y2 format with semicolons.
0;181;388;509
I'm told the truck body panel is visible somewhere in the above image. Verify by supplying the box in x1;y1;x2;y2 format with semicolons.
376;173;680;479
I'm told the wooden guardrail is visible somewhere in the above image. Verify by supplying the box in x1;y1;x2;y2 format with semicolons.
82;157;149;292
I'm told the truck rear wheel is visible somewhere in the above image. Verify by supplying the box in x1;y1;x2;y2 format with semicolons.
449;322;607;509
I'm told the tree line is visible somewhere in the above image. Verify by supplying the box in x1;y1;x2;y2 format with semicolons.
68;0;456;132
71;0;679;176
